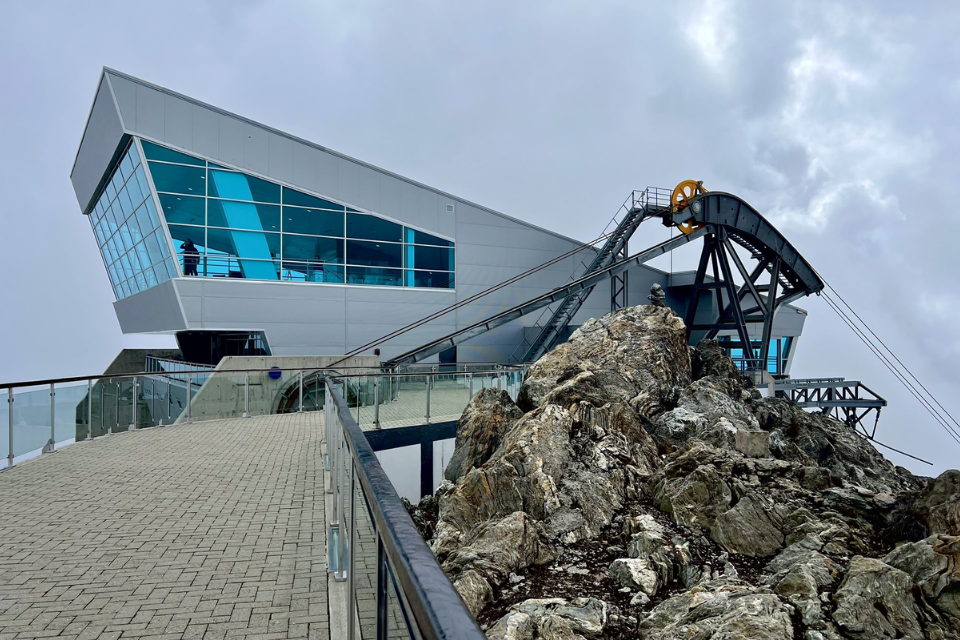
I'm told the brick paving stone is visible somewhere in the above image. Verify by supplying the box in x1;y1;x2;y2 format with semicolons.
0;414;329;639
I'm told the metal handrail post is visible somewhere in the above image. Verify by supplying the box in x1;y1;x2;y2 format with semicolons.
243;373;249;418
86;380;93;441
331;421;341;527
100;383;105;435
130;377;138;430
336;451;351;582
373;377;380;430
186;375;192;421
7;388;13;468
167;379;171;422
113;381;119;433
425;376;431;424
469;372;474;398
346;460;357;636
45;383;55;453
298;371;304;413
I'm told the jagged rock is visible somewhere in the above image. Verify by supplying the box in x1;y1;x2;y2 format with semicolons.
486;598;608;640
416;303;957;635
712;492;788;557
609;558;659;595
762;534;840;627
831;556;923;639
653;463;732;531
797;466;834;491
516;305;691;416
884;535;960;624
444;388;522;483
916;470;960;536
439;511;552;616
691;338;744;389
650;444;735;531
754;397;921;495
734;427;771;458
637;580;794;640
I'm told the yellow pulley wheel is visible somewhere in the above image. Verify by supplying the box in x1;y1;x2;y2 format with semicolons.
672;180;707;235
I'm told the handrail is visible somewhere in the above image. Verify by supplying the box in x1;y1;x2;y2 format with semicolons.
0;364;526;390
325;374;485;640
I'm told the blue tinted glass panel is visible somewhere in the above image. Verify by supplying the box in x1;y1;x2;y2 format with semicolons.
134;166;150;200
116;185;134;218
145;232;163;265
346;240;402;268
167;225;206;252
207;227;280;261
149;162;206;195
282;262;345;284
208;170;280;203
410;246;454;271
208;200;280;231
141;140;205;166
144;197;161;229
283;206;344;237
407;270;455;289
125;172;144;204
127;142;141;167
135;242;151;271
282;187;344;210
105;180;117;204
282;234;344;264
346;266;402;287
127;216;144;244
347;213;402;242
119;153;135;181
408;229;454;247
159;194;205;226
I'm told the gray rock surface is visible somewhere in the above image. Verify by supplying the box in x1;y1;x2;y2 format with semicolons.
915;470;960;536
832;556;923;639
637;580;795;640
445;388;523;483
405;303;960;639
486;597;608;640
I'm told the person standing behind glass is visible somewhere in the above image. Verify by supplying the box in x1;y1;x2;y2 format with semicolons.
181;238;199;276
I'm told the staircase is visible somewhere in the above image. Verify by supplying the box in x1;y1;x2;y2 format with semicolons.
513;188;672;363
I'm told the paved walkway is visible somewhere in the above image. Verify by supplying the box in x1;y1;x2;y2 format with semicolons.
0;413;330;640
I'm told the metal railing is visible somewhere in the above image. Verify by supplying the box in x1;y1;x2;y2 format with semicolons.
323;373;486;640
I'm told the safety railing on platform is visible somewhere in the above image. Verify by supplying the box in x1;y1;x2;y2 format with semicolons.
0;364;526;469
323;373;486;640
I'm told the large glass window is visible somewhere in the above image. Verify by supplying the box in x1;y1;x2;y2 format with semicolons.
86;140;177;300
140;140;455;289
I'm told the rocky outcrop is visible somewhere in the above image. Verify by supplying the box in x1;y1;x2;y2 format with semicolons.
832;556;924;639
445;388;524;483
486;598;608;640
914;470;960;536
406;303;959;639
637;580;795;640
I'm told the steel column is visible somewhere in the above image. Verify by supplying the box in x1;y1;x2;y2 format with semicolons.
44;383;55;453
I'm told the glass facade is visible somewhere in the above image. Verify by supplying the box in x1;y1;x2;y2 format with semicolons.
86;140;177;299
720;336;793;374
141;140;455;289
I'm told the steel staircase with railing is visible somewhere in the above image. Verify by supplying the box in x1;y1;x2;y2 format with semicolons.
513;188;673;363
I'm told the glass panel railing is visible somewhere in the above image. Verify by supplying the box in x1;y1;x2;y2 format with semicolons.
8;384;53;460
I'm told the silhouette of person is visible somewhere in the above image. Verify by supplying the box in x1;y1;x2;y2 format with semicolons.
181;239;199;276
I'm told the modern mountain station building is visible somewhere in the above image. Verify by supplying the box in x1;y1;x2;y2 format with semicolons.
72;68;811;373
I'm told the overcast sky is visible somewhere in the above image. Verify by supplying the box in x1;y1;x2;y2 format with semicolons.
1;0;958;475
